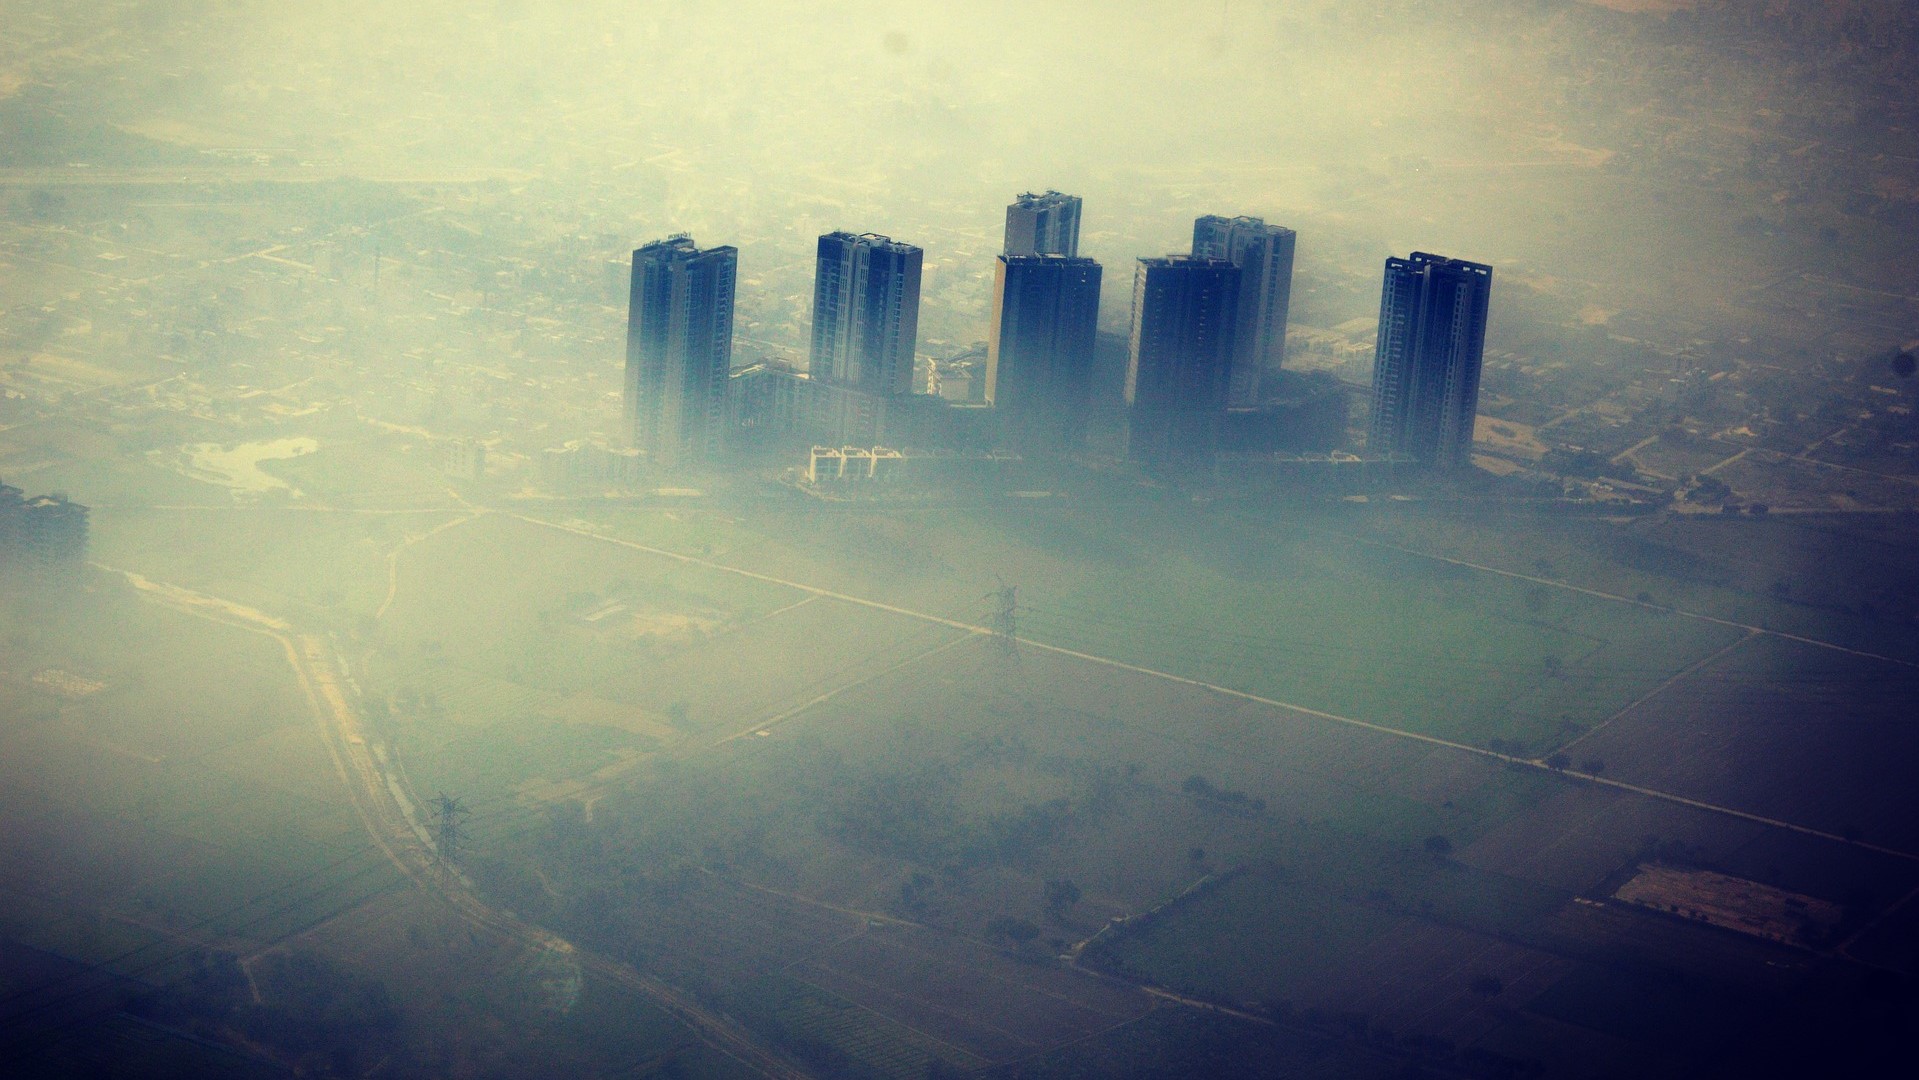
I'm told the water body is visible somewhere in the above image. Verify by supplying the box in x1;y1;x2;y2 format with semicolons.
179;437;317;495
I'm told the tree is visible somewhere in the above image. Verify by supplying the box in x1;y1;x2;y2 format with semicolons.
1545;752;1572;771
1044;878;1082;916
1542;654;1564;678
986;916;1040;944
1423;834;1453;858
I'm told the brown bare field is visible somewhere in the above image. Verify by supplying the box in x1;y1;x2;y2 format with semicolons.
1612;864;1842;945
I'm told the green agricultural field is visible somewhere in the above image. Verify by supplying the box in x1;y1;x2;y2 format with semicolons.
1088;824;1569;1009
257;436;467;510
1003;522;1742;752
89;505;429;624
0;584;404;965
991;1005;1400;1080
726;972;988;1079
19;452;240;510
483;500;1754;754
372;512;798;696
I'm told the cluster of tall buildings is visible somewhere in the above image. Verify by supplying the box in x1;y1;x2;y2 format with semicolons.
621;190;1490;477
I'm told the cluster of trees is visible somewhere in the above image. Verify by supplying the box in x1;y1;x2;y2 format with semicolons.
1179;775;1267;817
128;948;405;1078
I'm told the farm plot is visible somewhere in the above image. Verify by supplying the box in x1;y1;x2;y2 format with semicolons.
258;436;468;510
699;626;1582;929
292;886;706;1079
528;500;1758;755
1087;830;1569;1013
1612;864;1843;946
1626;432;1744;480
1714;449;1919;512
727;972;988;1079
1348;505;1919;665
798;922;1154;1061
1011;527;1743;752
16;449;245;509
1568;632;1919;853
1309;919;1574;1047
90;505;421;622
0;589;403;964
534;868;1152;1071
375;511;798;697
584;596;970;742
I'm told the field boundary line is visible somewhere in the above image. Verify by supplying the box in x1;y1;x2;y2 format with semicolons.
1556;628;1761;756
376;509;485;620
510;514;992;634
506;516;1919;865
1837;882;1919;958
1323;531;1919;671
786;966;997;1066
707;871;921;930
715;632;975;745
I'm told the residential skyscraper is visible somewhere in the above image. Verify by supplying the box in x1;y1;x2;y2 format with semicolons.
1367;252;1493;469
1124;256;1240;467
809;231;923;398
624;236;738;467
985;254;1103;452
1003;191;1082;258
1192;215;1296;408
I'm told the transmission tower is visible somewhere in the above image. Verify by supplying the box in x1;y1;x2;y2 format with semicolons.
429;793;470;867
990;581;1019;659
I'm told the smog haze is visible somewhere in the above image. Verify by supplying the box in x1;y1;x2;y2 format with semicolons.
3;2;1918;1078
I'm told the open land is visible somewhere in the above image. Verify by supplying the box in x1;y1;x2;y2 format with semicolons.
12;473;1919;1076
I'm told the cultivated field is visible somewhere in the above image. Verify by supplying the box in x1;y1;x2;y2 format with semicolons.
12;487;1919;1077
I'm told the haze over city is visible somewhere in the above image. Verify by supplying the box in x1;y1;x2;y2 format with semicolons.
3;1;1918;1077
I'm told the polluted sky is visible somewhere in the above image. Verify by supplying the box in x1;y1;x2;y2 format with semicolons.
24;0;1914;348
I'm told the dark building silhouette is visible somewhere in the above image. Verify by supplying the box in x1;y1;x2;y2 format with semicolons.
727;361;993;460
1220;371;1352;454
726;360;890;450
1124;256;1240;469
1367;252;1492;469
1192;215;1296;408
809;232;923;400
986;254;1102;452
624;236;738;467
1;480;88;574
1003;190;1083;258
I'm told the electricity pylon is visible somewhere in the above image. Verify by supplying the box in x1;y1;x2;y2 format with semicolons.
990;580;1018;660
429;793;470;868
